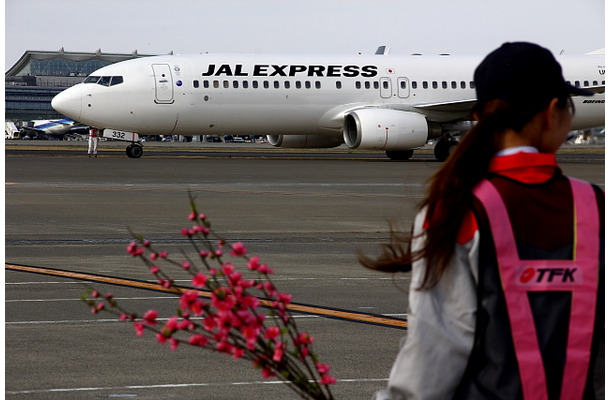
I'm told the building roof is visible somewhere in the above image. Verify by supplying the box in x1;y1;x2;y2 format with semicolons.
6;48;159;77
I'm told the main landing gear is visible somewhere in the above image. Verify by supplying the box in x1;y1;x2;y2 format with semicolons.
126;143;143;158
433;138;459;161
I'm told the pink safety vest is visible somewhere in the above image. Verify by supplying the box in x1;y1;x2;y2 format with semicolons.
473;178;599;400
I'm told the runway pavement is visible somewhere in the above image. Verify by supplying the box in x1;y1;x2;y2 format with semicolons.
5;143;604;399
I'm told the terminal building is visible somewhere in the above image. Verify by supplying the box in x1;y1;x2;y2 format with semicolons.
5;48;155;122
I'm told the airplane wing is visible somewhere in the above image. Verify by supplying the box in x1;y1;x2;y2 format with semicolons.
584;85;605;94
412;98;477;113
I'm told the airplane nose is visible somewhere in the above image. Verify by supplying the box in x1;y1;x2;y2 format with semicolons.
52;85;82;120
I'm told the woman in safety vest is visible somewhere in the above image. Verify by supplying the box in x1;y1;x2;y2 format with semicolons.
363;42;604;400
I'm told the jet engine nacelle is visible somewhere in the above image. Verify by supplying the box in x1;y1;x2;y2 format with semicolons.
343;109;429;150
267;134;343;148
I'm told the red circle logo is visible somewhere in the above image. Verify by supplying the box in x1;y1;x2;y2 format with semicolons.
520;267;535;283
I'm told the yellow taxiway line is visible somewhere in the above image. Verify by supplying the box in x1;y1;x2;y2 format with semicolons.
6;263;407;329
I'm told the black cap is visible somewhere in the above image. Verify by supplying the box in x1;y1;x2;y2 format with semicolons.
474;42;593;109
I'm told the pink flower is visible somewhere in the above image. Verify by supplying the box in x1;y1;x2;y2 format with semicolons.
222;263;235;275
264;326;281;340
247;256;260;270
133;321;145;337
181;261;191;270
258;263;274;275
170;338;179;351
164;316;178;333
159;251;168;258
230;242;247;257
149;265;160;274
188;334;209;347
188;211;196;221
320;374;337;385
315;362;331;375
192;272;208;288
180;290;204;315
143;309;158;326
295;332;314;345
277;292;292;305
261;367;275;379
202;315;216;332
273;341;285;362
232;346;245;359
156;333;167;344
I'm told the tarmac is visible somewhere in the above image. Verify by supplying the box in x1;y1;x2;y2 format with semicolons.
5;141;605;399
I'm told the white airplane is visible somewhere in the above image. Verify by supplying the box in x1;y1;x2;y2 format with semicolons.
51;47;605;159
20;117;76;138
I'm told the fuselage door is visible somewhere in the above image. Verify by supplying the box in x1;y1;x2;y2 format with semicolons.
397;77;410;98
152;64;174;104
380;77;392;99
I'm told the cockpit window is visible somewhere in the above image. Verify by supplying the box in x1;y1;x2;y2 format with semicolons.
83;75;124;86
98;76;112;86
110;76;124;86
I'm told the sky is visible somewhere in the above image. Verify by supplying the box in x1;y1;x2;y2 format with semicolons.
4;0;606;71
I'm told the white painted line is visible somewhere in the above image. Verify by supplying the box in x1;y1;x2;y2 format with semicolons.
6;378;389;395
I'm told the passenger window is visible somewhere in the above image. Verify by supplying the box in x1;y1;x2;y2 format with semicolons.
442;81;447;89
84;76;100;84
252;81;259;89
264;81;269;89
305;81;311;89
432;81;438;89
584;81;590;87
315;81;321;89
423;81;428;89
203;80;209;88
223;81;229;88
574;81;581;87
412;81;417;89
213;81;219;88
274;81;280;89
98;76;111;86
364;82;371;89
336;81;342;89
233;81;239;88
243;81;249;89
296;81;302;89
373;82;379;89
193;80;199;88
593;80;599;86
451;81;457;89
460;81;466;89
284;81;290;89
470;81;475;89
356;81;361;89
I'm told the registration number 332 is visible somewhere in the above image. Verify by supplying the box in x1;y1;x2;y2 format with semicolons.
102;129;139;142
111;130;126;139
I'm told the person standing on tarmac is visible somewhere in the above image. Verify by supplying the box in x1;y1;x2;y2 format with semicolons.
361;42;604;400
88;128;99;157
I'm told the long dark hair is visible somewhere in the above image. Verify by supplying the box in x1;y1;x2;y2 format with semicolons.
359;96;572;289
